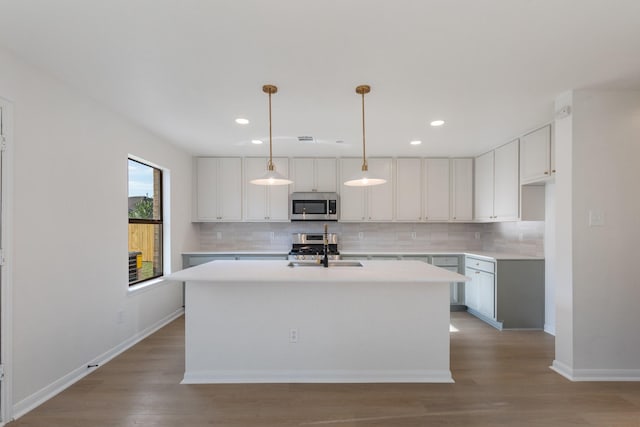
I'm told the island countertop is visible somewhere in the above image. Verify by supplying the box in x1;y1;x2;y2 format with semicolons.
169;259;469;285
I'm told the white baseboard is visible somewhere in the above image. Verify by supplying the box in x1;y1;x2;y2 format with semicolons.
181;369;454;384
544;323;556;336
551;360;640;381
12;308;184;420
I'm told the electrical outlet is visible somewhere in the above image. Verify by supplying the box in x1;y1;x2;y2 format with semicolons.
216;231;222;240
411;232;417;240
289;328;298;343
358;232;364;240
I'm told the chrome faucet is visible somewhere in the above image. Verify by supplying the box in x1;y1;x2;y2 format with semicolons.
322;223;329;268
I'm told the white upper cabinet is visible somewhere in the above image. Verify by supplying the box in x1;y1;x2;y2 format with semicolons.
339;158;393;222
424;158;451;222
291;158;337;193
474;140;519;222
520;124;553;184
474;150;495;221
451;158;474;221
366;158;394;221
339;158;367;221
194;157;242;222
395;158;473;223
493;139;520;221
395;158;422;221
243;157;290;221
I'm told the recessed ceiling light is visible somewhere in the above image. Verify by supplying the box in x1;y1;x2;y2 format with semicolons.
410;140;422;145
251;139;263;144
235;118;250;125
430;120;445;127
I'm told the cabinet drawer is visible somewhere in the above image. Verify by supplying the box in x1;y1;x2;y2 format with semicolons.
431;256;459;267
465;257;495;273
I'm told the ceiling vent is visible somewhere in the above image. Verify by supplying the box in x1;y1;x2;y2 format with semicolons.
297;136;316;143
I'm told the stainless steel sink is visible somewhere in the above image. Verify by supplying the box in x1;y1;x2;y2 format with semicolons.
287;261;363;268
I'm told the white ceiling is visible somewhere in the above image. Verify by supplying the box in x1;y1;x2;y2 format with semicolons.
1;0;640;158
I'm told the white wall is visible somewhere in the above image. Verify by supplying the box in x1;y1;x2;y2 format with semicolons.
0;46;198;416
553;89;640;380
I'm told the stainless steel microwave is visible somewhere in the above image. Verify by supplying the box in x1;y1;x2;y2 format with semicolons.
290;192;339;221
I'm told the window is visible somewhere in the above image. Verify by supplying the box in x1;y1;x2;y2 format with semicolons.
128;158;163;285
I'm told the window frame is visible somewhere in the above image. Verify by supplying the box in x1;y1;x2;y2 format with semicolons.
128;157;164;286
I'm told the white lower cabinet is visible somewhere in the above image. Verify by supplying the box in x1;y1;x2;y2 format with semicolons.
476;270;496;319
465;257;496;321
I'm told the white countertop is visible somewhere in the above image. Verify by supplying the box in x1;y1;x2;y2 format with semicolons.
340;251;544;261
169;260;469;284
182;250;543;261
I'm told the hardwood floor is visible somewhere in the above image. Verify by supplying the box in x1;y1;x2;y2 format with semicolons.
8;312;640;426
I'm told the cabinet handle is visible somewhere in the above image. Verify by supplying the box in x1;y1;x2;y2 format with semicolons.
475;271;480;274
552;169;556;173
544;171;549;175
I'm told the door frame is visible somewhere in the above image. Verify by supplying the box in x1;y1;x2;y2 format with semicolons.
0;97;15;425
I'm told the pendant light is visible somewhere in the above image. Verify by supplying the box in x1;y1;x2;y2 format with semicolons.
344;84;387;187
250;84;293;186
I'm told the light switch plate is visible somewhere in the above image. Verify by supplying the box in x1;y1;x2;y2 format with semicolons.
589;210;605;227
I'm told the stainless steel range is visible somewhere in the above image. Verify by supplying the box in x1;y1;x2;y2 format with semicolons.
288;233;340;261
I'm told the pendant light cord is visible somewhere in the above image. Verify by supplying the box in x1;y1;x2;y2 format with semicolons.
361;89;367;171
268;88;274;170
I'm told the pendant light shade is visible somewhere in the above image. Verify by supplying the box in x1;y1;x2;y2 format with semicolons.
344;85;387;187
250;84;293;186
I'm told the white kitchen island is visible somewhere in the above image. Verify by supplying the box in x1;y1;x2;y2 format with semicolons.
169;259;468;384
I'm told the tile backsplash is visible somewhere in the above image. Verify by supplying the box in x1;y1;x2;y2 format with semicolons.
197;221;545;257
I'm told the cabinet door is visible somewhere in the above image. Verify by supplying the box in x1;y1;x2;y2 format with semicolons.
292;158;316;192
464;267;479;311
550;134;556;177
451;158;473;221
339;158;366;221
314;158;337;192
244;158;269;221
424;158;450;221
477;270;495;319
367;158;393;221
218;158;242;220
395;158;422;221
267;157;290;221
474;151;494;221
520;125;551;184
494;139;520;221
195;157;242;221
195;157;220;220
